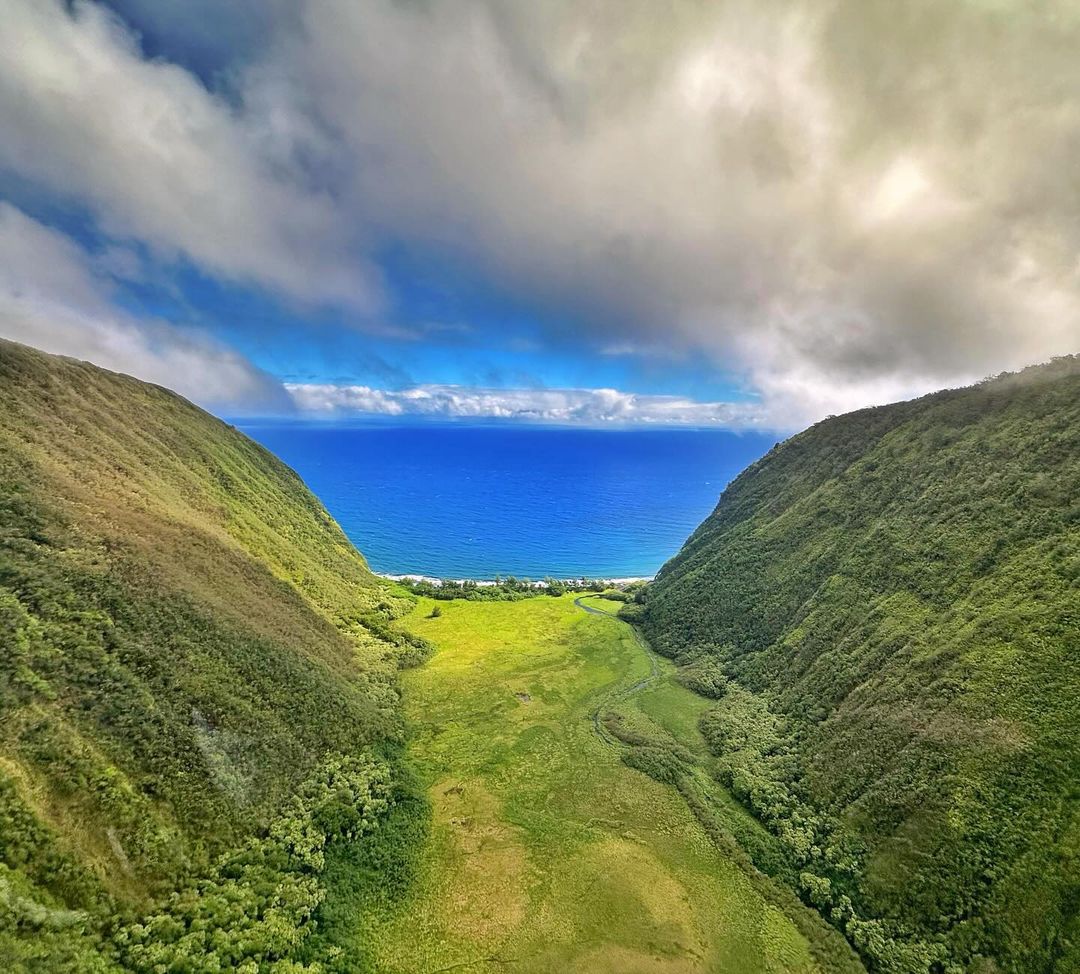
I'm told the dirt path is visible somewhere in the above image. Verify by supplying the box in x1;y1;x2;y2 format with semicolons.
572;595;616;616
575;596;661;746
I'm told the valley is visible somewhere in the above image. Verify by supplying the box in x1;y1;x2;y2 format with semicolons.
344;594;860;974
4;5;1079;971
1;342;1076;974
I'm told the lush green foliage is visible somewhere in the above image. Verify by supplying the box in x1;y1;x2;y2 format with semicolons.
0;340;415;969
393;575;611;601
115;753;394;973
643;358;1080;973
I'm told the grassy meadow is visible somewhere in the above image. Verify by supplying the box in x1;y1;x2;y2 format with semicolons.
338;593;861;973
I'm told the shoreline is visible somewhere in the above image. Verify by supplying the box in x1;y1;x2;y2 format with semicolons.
377;572;653;587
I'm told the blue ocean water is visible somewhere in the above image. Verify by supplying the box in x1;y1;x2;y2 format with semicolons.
237;423;777;579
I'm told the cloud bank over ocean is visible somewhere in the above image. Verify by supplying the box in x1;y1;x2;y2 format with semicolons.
287;382;765;428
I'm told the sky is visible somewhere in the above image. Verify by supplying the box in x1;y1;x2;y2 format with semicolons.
1;0;1078;429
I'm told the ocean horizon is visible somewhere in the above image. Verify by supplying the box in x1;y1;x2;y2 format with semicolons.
237;422;778;579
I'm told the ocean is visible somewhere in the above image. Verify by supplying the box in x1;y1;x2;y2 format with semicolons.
237;423;777;579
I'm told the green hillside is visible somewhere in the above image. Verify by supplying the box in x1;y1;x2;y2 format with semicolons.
0;339;424;971
641;358;1080;973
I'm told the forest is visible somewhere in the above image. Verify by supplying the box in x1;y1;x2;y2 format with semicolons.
0;340;422;970
391;576;615;602
640;356;1080;973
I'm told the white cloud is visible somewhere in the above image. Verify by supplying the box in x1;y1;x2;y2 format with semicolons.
2;0;1079;427
0;203;290;412
287;382;767;428
0;0;378;310
273;0;1080;422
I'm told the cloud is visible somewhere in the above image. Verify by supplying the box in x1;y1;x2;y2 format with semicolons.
273;0;1080;420
0;0;378;310
0;203;291;412
287;382;765;428
3;0;1079;427
102;0;295;78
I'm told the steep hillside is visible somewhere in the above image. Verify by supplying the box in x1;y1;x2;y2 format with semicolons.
642;358;1080;973
0;339;424;970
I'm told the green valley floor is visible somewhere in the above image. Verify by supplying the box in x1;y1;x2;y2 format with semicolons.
337;593;863;973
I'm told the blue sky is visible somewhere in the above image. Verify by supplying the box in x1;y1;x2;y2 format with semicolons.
1;1;1076;427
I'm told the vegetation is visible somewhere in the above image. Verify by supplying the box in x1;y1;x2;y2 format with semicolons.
0;340;418;969
641;357;1080;973
393;575;614;601
114;752;396;973
8;335;1077;973
354;593;862;973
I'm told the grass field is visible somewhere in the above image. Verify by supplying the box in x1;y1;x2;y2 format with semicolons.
342;593;862;973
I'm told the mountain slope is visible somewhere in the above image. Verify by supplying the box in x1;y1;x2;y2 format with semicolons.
642;358;1080;973
0;339;422;970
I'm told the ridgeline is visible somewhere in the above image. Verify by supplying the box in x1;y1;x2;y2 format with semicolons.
641;357;1080;973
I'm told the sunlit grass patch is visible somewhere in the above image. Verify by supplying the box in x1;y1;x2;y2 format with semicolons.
352;594;853;972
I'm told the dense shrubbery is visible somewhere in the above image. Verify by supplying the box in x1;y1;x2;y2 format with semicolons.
644;357;1080;973
675;654;729;698
3;752;405;973
615;601;648;623
394;575;611;601
602;712;696;785
355;614;435;668
115;754;393;974
0;340;416;969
